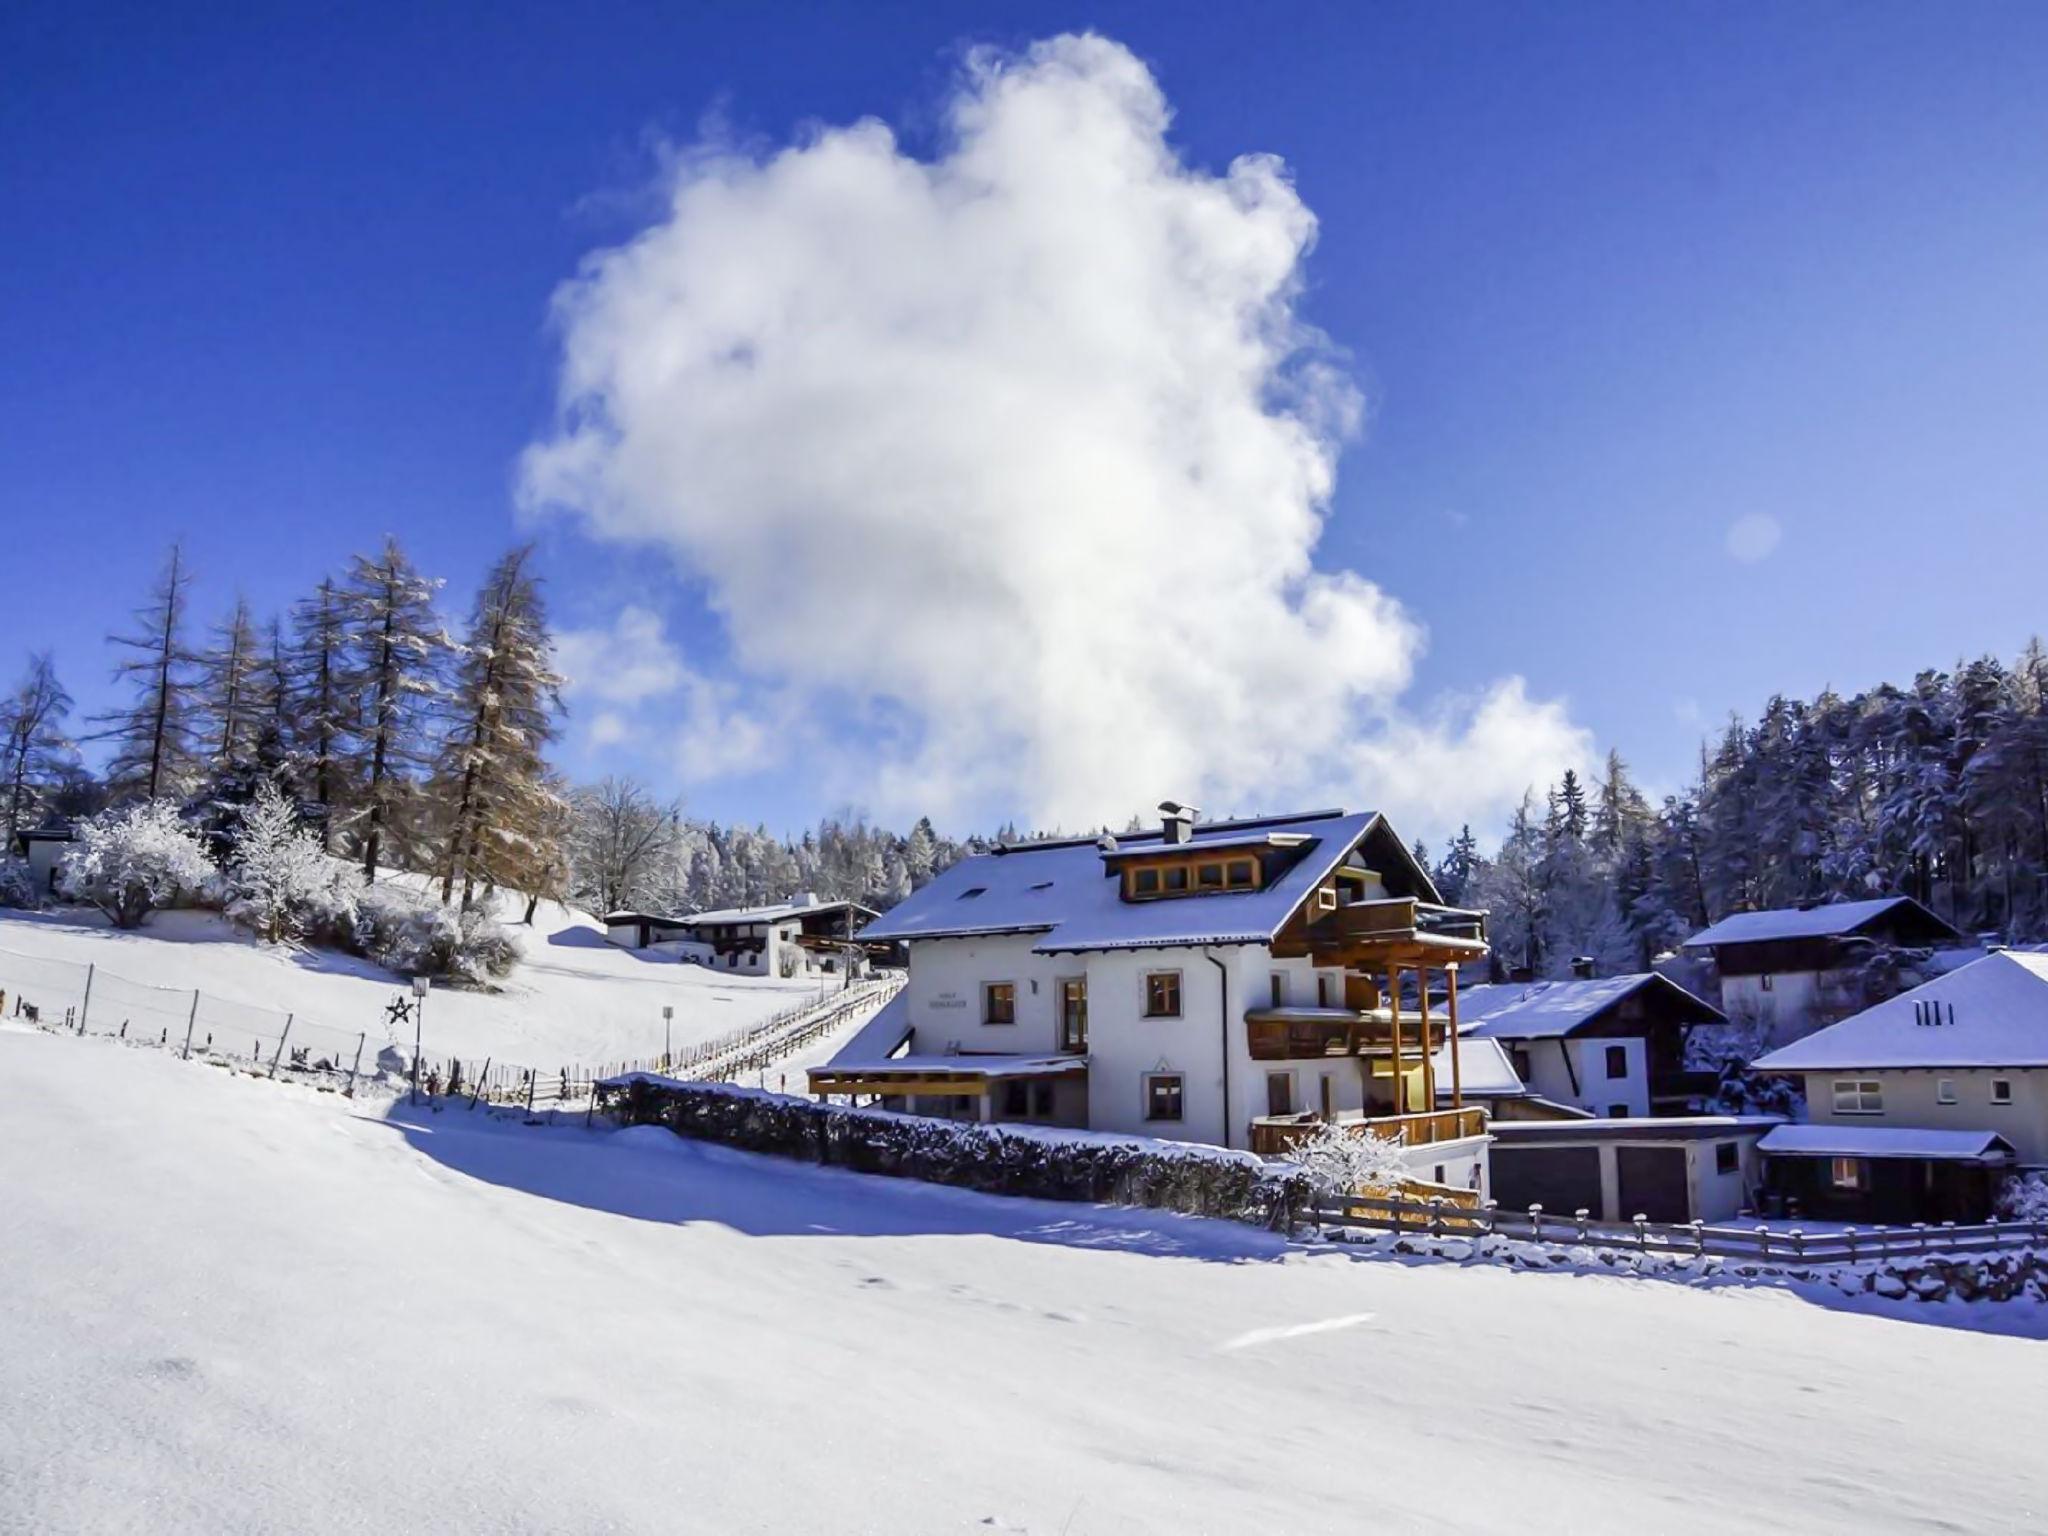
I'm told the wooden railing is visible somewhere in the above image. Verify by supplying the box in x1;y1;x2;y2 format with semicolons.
1318;1193;2048;1262
1244;1012;1443;1061
1248;1105;1488;1157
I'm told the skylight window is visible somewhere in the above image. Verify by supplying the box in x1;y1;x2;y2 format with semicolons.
1029;880;1053;891
959;887;987;899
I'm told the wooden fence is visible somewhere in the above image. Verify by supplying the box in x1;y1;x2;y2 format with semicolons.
1318;1189;2048;1264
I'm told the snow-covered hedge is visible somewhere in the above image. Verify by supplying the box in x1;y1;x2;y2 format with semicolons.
598;1077;1311;1228
0;856;39;910
347;883;518;987
59;800;218;928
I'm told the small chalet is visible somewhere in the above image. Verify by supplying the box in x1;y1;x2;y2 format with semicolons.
10;822;75;898
1456;970;1729;1119
605;896;885;978
809;802;1496;1193
1682;895;1960;1042
1749;950;2048;1221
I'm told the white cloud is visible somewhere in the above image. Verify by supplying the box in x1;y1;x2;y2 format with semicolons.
1725;513;1783;564
521;34;1589;835
554;605;685;706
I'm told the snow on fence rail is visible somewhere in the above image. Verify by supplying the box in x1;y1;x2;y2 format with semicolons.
1318;1190;2048;1264
0;942;898;1111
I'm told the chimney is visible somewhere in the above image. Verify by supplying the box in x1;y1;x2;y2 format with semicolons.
1570;955;1596;981
1159;800;1199;846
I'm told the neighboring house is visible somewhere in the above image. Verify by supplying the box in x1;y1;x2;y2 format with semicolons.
1456;971;1728;1119
1749;950;2048;1221
1682;895;1961;1043
1429;1035;1578;1121
604;896;885;977
11;823;75;898
1487;1116;1779;1224
809;803;1495;1192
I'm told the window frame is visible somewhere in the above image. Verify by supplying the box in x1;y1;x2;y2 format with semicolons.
982;980;1017;1026
1143;969;1183;1019
1316;973;1334;1008
1603;1044;1629;1080
1265;1070;1295;1117
1226;858;1258;890
1831;1078;1884;1115
1163;865;1190;893
1269;972;1285;1008
1196;861;1225;891
1144;1072;1185;1123
1992;1078;2015;1106
1132;867;1161;897
1936;1078;1958;1105
1715;1141;1739;1176
1830;1156;1865;1191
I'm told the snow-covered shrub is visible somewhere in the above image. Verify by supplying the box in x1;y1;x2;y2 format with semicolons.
1282;1121;1414;1200
223;782;355;944
1998;1173;2048;1223
350;882;518;986
59;800;217;928
0;856;39;909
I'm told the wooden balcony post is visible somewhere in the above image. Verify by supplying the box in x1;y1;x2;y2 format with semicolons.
1420;972;1437;1112
1388;964;1405;1114
1446;963;1464;1109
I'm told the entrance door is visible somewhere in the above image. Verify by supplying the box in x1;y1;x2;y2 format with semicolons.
1266;1071;1294;1117
1058;978;1088;1053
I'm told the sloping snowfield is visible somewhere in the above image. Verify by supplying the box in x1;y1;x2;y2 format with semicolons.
0;897;826;1074
4;1026;2044;1535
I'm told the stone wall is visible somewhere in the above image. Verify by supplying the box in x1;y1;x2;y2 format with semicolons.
596;1074;1310;1229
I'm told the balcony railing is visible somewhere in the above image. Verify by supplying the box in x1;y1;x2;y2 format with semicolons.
1244;1008;1446;1061
1248;1106;1489;1158
1301;897;1489;965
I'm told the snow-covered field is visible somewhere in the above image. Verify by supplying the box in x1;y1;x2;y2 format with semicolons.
5;1026;2045;1534
0;897;829;1074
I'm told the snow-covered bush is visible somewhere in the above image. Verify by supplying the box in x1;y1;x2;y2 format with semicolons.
1998;1173;2048;1223
59;800;217;928
0;856;39;909
350;883;518;986
1282;1121;1414;1200
223;782;355;944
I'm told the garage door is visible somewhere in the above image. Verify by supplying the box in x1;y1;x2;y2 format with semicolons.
1491;1145;1601;1216
1615;1146;1689;1223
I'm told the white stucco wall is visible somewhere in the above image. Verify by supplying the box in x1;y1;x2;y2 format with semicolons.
1511;1036;1650;1118
1799;1068;2048;1165
1720;970;1826;1042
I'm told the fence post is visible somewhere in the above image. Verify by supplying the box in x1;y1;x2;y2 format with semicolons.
1844;1227;1859;1262
1529;1203;1543;1244
1789;1228;1805;1264
469;1057;491;1111
1755;1224;1770;1261
1633;1215;1649;1253
526;1070;537;1116
1575;1208;1590;1242
1691;1219;1705;1258
1428;1197;1444;1238
344;1033;365;1098
79;963;94;1032
1914;1222;1930;1254
1872;1223;1890;1260
181;992;200;1059
268;1014;294;1078
1481;1199;1498;1239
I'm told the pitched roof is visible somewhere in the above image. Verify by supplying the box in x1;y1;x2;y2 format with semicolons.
1757;1124;2017;1162
857;809;1393;953
1753;951;2048;1071
1458;972;1724;1041
1429;1036;1529;1097
689;898;878;926
1682;895;1958;950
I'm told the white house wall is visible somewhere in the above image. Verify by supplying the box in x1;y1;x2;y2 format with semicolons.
1799;1068;2048;1166
1720;970;1827;1043
1514;1037;1650;1118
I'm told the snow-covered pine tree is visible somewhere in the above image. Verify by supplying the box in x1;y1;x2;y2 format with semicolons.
289;576;354;851
432;545;564;909
338;538;446;883
199;597;262;770
92;543;201;803
0;652;74;844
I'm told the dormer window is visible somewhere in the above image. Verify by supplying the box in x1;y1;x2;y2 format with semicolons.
1163;866;1189;893
1134;868;1160;896
1197;862;1224;890
1227;859;1256;890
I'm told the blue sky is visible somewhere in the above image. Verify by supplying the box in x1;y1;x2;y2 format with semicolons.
5;2;2044;843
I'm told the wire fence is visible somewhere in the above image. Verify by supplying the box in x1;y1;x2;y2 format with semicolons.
0;942;900;1112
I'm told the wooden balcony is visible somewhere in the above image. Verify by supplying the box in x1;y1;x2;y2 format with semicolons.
1248;1106;1489;1158
1244;1007;1446;1062
1294;897;1489;968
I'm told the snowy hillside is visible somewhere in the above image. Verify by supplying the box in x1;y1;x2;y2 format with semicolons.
0;893;831;1074
6;1024;2047;1535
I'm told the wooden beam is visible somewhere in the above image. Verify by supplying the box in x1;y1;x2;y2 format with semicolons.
1447;963;1463;1110
1388;964;1405;1115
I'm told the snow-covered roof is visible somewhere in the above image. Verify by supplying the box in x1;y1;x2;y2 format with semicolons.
602;910;691;927
1757;1124;2017;1162
858;809;1398;954
690;898;878;927
1458;972;1723;1040
1430;1036;1529;1097
1682;895;1957;951
827;990;912;1064
1098;830;1311;861
1753;950;2048;1071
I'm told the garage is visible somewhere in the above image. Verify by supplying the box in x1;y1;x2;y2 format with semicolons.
1615;1145;1690;1223
1491;1144;1602;1217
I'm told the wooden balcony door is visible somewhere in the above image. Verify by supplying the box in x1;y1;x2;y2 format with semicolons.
1058;977;1088;1053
